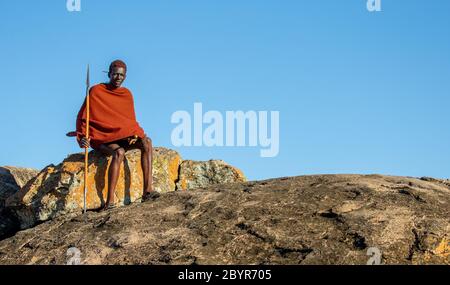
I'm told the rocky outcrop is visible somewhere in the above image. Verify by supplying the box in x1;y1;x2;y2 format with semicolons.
3;147;245;233
0;167;39;240
0;166;39;208
0;174;448;265
176;160;246;190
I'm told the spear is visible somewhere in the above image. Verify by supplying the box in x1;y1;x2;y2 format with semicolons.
84;64;90;214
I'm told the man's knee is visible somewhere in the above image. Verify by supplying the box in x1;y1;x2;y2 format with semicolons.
113;147;126;160
141;137;152;152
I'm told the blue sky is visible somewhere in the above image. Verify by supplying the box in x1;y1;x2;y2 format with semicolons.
1;0;449;181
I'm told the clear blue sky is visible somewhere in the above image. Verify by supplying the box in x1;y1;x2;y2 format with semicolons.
1;0;449;181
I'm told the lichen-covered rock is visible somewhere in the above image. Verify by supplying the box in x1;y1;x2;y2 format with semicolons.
5;147;181;229
0;167;39;240
152;148;182;193
0;167;39;208
0;166;39;189
176;160;246;190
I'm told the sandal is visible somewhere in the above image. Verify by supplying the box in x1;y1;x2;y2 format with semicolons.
100;203;117;211
142;191;160;202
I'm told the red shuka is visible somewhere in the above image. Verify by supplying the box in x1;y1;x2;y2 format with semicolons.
76;83;145;149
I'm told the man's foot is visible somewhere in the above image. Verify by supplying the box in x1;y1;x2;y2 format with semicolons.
100;203;117;211
142;191;160;202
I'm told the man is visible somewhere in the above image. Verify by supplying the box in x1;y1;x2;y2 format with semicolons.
67;60;159;211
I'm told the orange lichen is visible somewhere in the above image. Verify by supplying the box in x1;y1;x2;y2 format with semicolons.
62;162;83;174
233;167;246;181
434;238;450;258
169;156;182;189
179;177;187;190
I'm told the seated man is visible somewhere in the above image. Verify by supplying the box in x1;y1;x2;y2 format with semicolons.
68;60;158;210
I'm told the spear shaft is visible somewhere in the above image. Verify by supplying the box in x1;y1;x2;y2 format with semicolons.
84;65;90;214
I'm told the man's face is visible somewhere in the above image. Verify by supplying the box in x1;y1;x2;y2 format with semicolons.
109;67;126;88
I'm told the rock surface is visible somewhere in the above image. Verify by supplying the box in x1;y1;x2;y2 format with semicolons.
0;167;39;240
176;160;246;190
0;174;448;265
5;148;181;230
3;148;245;234
0;166;39;208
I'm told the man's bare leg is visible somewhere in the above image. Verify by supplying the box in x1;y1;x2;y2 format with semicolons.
136;136;159;201
140;136;154;194
97;143;125;208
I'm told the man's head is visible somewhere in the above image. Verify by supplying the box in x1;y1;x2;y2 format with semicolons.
108;60;127;88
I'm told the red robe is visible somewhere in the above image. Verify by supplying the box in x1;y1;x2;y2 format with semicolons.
76;83;145;149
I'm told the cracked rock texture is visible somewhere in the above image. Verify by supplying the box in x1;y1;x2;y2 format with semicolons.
176;160;246;191
0;166;39;209
0;167;39;240
0;174;448;265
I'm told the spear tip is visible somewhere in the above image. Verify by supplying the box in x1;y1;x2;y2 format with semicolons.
86;64;90;87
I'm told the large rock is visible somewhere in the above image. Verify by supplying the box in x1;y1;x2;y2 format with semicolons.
0;167;39;240
0;166;39;208
6;147;181;230
0;166;39;188
176;160;246;190
3;148;246;233
152;148;182;193
0;174;448;265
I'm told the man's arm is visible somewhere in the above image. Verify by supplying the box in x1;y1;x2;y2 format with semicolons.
69;93;93;149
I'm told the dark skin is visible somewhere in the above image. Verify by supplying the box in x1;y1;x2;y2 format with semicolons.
77;66;155;209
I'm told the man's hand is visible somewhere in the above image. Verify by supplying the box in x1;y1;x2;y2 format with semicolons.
128;135;139;145
80;137;91;148
66;131;90;148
